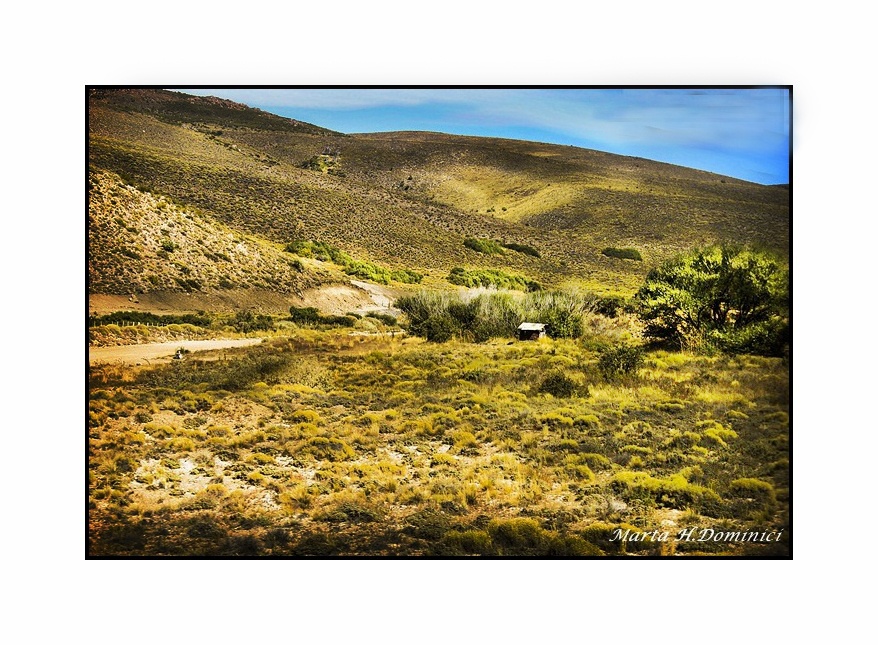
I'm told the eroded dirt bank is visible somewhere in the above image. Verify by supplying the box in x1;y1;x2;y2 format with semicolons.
89;281;403;317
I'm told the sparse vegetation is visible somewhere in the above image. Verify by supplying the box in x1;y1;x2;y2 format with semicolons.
89;327;789;557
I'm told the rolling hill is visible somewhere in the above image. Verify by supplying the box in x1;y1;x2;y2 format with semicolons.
88;88;789;311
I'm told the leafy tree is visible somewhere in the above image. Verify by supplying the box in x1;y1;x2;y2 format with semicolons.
634;246;788;355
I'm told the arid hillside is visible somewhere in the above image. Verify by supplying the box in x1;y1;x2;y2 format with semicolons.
89;88;789;301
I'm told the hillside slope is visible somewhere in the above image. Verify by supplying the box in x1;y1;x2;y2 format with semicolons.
88;89;789;302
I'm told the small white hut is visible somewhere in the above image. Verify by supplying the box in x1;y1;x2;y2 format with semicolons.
517;322;546;341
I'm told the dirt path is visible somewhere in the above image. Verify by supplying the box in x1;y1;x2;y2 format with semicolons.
89;338;263;366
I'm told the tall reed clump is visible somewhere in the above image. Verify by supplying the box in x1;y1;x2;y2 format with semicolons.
396;289;599;342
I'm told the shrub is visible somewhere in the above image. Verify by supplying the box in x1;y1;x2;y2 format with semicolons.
611;471;722;511
441;530;493;555
231;311;275;333
289;306;321;324
322;315;357;327
597;345;645;380
447;267;539;292
595;295;626;318
538;371;581;398
525;290;596;338
464;238;505;255
602;247;642;261
319;501;381;523
291;533;340;556
289;307;358;327
501;242;541;258
89;311;212;327
421;313;460;343
729;478;775;502
301;437;355;461
487;518;545;551
284;239;421;284
366;312;398;326
389;268;423;284
563;457;596;482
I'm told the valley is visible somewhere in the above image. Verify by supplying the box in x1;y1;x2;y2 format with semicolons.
87;88;790;557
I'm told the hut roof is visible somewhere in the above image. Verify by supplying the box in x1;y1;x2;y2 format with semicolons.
517;322;546;331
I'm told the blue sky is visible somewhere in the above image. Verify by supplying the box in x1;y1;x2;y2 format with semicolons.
179;88;791;185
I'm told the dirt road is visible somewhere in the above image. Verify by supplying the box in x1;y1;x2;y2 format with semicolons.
89;338;263;366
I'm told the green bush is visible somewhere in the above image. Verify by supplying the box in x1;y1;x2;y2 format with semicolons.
323;315;357;327
538;371;582;398
447;267;540;291
231;311;275;333
301;437;355;462
442;530;493;555
487;518;546;551
366;312;398;326
289;306;321;324
501;242;541;258
611;471;722;511
729;478;775;502
464;238;505;255
597;345;645;380
602;247;642;261
90;311;212;327
708;318;789;357
421;313;460;343
289;306;358;329
284;239;422;284
595;295;626;318
389;268;424;284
